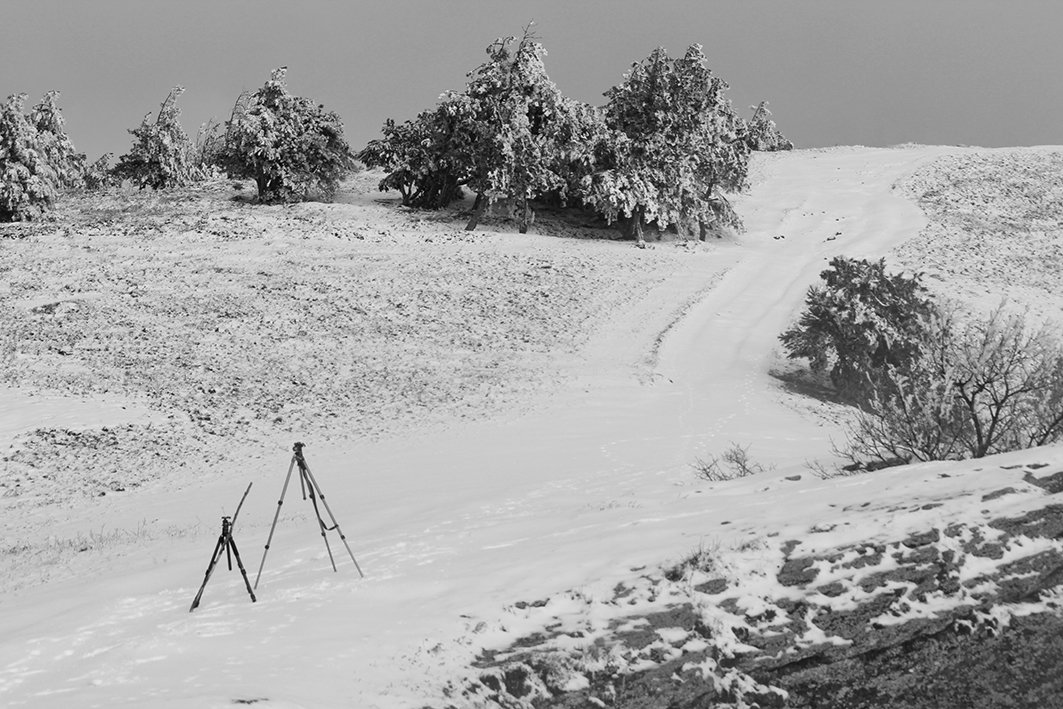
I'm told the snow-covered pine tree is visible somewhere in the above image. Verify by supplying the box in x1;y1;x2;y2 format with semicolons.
745;101;793;152
1;92;86;221
113;86;204;190
779;256;937;402
578;44;751;244
221;68;354;203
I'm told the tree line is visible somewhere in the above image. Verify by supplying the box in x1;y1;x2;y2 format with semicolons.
1;29;792;242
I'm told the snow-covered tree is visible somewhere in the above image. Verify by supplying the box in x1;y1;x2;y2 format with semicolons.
361;26;589;232
579;44;751;243
221;68;354;203
113;86;203;190
745;101;793;152
358;93;477;209
780;256;937;401
459;28;574;232
30;91;86;189
1;91;85;221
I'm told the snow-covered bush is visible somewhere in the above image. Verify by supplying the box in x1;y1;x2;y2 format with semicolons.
113;86;207;190
1;91;85;221
784;260;1063;465
780;256;937;402
220;68;354;203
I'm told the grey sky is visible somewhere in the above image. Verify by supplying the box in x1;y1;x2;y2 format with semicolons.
4;1;1060;162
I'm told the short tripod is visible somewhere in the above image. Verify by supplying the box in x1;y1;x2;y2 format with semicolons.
189;482;256;612
254;442;364;590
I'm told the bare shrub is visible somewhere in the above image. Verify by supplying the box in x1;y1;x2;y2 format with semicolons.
693;442;766;481
952;309;1063;455
844;306;1063;467
692;454;725;481
806;459;848;479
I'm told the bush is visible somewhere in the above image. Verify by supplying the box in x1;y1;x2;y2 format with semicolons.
847;307;1063;466
779;256;937;402
1;91;85;221
112;86;204;189
693;442;768;481
220;68;354;203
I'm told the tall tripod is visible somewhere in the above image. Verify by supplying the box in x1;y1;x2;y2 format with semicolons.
189;482;256;612
254;442;364;590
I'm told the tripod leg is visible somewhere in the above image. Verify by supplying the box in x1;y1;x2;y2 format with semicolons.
254;455;298;590
303;470;338;572
301;464;365;578
227;538;257;603
190;536;227;612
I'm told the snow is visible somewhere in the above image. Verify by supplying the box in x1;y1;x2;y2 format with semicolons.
0;385;165;452
1;145;1062;708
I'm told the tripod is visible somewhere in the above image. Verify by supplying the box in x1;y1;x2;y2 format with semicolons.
254;442;364;590
189;482;256;612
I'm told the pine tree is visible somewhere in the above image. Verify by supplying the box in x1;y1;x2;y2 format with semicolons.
461;27;571;232
0;92;85;221
113;86;202;189
221;68;354;203
579;44;751;243
745;101;793;152
779;257;937;401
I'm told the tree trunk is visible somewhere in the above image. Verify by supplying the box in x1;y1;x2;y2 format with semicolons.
634;207;646;248
466;193;487;231
518;198;533;234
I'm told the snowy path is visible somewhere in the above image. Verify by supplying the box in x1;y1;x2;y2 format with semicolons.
0;147;959;708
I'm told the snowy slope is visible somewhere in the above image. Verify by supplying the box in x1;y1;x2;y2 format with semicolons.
1;146;1061;708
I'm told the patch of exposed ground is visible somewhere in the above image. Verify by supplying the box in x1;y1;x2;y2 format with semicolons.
450;459;1063;708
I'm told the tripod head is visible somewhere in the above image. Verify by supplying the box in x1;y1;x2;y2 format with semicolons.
293;441;306;463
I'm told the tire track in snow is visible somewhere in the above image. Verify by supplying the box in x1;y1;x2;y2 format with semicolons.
647;147;962;468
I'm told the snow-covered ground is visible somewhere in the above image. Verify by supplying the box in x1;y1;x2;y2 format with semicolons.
1;145;1061;708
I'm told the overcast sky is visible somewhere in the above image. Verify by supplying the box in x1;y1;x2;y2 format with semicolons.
4;1;1061;161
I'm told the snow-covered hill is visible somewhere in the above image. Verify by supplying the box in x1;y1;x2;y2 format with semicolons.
1;145;1061;708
